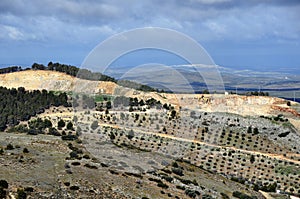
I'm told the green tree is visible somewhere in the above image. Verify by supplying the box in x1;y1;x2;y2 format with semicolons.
247;126;252;134
6;144;14;150
66;121;73;130
0;180;8;189
250;155;255;164
23;148;29;153
0;188;7;199
91;121;98;130
57;119;65;129
253;127;259;135
16;189;27;199
202;89;210;94
127;130;135;140
170;110;177;119
106;101;112;109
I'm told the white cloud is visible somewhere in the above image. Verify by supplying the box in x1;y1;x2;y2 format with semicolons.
0;25;24;40
0;0;299;44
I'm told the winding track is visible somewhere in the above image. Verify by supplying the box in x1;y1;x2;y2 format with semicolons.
42;110;300;165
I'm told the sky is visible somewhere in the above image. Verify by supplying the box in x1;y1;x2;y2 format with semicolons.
0;0;300;73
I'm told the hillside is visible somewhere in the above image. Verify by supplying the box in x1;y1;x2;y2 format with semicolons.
0;69;300;198
0;70;117;94
0;70;297;116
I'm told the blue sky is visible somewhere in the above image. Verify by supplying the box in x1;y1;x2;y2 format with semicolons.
0;0;300;72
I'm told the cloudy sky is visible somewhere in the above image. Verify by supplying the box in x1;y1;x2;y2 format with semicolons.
0;0;300;72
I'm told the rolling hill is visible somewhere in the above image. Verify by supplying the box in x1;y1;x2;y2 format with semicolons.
0;68;299;198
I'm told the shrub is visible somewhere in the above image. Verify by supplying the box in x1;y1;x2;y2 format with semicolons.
0;188;7;199
172;162;179;168
250;155;255;164
16;189;27;199
232;191;254;199
23;148;29;153
71;162;80;166
57;119;65;128
64;182;70;186
0;180;8;189
90;121;99;130
69;151;79;159
203;194;213;199
172;168;184;176
127;130;135;140
253;127;259;135
6;144;14;150
66;122;74;130
176;185;185;190
161;175;173;183
221;192;230;199
185;189;200;198
84;164;98;169
24;187;34;192
157;182;169;189
260;182;277;192
278;131;290;138
70;185;80;191
62;135;78;141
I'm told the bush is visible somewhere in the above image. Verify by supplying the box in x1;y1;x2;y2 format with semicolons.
172;168;184;176
250;155;255;164
69;151;79;159
232;191;254;199
185;189;200;198
64;182;70;186
57;119;65;128
176;185;185;190
24;187;34;192
172;162;179;168
16;189;27;199
23;148;29;153
157;182;169;189
84;164;98;169
6;144;14;150
278;131;290;138
0;188;7;199
161;175;173;183
221;193;230;199
260;182;277;192
71;162;80;166
203;194;213;199
127;130;135;140
70;185;80;191
90;121;98;130
62;135;78;141
253;127;259;135
0;180;8;189
66;122;73;130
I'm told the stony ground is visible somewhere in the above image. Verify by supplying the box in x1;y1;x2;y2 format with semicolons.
1;70;300;198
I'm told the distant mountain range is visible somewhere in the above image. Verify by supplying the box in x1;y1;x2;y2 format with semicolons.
1;63;300;98
104;64;300;97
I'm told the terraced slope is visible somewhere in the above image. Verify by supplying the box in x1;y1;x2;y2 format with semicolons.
1;69;300;198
